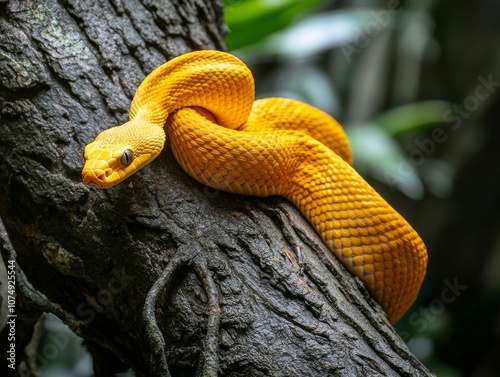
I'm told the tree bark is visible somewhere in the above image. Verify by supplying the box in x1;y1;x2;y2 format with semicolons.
0;1;433;376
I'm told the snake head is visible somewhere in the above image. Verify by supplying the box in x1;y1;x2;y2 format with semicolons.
82;121;166;188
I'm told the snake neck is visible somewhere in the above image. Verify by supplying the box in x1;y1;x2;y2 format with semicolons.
129;50;255;130
166;107;315;197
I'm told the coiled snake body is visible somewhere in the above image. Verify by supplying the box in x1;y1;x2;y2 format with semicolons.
82;50;427;324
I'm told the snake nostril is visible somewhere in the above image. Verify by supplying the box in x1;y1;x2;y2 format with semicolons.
96;172;108;182
98;169;112;181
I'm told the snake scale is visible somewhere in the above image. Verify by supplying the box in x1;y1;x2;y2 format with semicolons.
82;50;427;324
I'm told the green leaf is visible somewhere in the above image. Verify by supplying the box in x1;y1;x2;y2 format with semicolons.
375;100;452;137
235;9;375;60
224;0;328;51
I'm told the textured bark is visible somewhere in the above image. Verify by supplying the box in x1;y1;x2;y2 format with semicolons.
0;1;433;376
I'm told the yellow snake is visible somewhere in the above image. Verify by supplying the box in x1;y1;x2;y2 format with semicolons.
82;50;427;324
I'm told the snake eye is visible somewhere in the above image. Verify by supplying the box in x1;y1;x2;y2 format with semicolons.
120;149;134;167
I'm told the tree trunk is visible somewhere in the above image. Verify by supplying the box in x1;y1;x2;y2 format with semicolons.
0;1;433;376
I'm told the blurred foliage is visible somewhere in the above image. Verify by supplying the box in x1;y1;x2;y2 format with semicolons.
375;100;452;137
225;0;451;200
37;314;93;377
37;314;136;376
224;0;327;50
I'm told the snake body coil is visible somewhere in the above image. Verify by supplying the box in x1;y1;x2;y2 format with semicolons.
82;50;427;324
